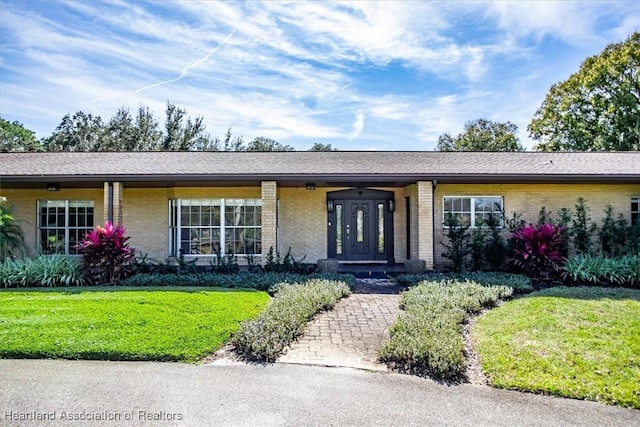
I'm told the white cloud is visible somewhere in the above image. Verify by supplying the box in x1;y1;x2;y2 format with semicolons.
349;111;365;140
0;0;635;150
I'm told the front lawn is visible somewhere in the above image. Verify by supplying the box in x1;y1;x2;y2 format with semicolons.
0;287;269;362
473;286;640;408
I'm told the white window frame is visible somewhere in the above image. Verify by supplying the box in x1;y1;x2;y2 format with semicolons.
632;197;640;225
169;198;262;257
442;196;504;228
37;200;95;255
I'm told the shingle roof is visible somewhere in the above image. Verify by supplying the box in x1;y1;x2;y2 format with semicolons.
1;151;638;182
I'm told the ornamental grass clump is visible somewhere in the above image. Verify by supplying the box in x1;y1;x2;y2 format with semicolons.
0;255;85;287
379;280;512;381
76;221;135;284
562;254;640;288
232;279;351;362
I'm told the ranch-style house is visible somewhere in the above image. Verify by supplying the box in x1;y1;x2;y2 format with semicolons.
1;151;638;272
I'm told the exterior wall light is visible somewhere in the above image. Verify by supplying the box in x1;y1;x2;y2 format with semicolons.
305;183;316;190
47;183;61;192
327;200;334;212
388;199;395;212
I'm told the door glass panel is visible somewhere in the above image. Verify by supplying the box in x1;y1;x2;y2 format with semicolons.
356;209;364;243
378;203;384;253
336;204;342;255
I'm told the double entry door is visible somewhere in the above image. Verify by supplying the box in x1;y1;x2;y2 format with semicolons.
327;189;394;262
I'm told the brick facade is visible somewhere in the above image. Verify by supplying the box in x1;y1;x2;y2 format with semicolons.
433;183;640;268
3;181;639;269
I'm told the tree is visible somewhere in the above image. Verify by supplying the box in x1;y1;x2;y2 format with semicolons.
529;32;640;151
162;102;216;151
43;111;106;151
436;118;524;151
246;137;295;152
308;143;337;151
0;118;42;152
131;106;163;151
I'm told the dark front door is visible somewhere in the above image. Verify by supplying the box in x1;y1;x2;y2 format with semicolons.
345;200;374;260
327;189;394;263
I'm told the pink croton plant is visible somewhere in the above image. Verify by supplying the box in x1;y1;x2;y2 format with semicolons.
76;221;135;284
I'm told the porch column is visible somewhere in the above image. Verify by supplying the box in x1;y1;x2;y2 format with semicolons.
103;182;123;226
416;181;434;269
261;181;278;260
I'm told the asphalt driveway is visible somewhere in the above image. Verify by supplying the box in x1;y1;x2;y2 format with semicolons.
1;360;637;426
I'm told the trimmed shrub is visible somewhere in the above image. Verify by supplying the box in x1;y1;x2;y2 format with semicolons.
0;255;86;288
511;223;565;279
441;213;471;272
379;280;512;380
562;254;640;288
232;279;351;361
120;271;355;292
76;221;135;284
396;272;533;294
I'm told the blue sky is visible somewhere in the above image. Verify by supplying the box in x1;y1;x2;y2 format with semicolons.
0;1;638;150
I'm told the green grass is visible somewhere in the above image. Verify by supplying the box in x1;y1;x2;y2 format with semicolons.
473;286;640;408
0;287;269;362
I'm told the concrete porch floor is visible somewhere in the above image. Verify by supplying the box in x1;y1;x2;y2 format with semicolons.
337;263;406;278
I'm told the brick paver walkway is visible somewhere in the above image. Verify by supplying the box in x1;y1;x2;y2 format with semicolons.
276;279;404;371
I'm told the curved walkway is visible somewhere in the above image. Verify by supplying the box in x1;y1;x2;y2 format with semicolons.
276;278;404;371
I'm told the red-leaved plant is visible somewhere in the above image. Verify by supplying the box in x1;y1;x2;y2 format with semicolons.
76;221;135;284
510;223;565;279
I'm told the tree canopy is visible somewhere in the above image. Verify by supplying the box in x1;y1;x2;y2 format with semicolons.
246;137;295;152
2;104;343;152
1;118;42;152
436;118;524;152
308;142;338;151
529;32;640;151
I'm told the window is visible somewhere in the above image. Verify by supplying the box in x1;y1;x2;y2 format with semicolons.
38;200;94;255
632;197;639;225
443;196;503;228
169;199;261;256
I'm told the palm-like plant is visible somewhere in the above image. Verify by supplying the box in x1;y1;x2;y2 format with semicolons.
0;197;26;261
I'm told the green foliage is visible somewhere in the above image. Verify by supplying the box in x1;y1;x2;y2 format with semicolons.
436;118;525;152
484;214;507;271
470;227;486;271
572;198;596;254
232;279;351;361
474;286;640;408
396;272;533;294
119;271;355;292
502;209;526;233
379;280;512;380
0;255;86;288
209;248;240;274
0;287;269;362
246;136;295;152
441;213;470;271
308;143;337;151
0;197;26;261
41;102;239;152
562;254;640;288
530;32;640;151
556;207;573;257
0;118;42;152
260;247;315;274
598;205;630;257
